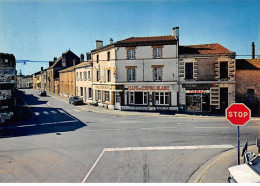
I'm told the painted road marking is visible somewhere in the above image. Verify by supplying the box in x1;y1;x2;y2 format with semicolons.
142;127;178;130
43;111;49;115
50;110;57;114
34;112;40;116
73;109;81;112
247;126;260;128
58;109;65;113
81;144;234;183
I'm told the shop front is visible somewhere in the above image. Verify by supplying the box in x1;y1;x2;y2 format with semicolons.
121;84;178;111
185;90;210;111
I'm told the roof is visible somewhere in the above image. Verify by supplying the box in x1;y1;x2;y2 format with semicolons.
74;60;92;69
179;43;234;55
92;35;178;53
236;59;260;70
47;50;79;69
59;65;75;73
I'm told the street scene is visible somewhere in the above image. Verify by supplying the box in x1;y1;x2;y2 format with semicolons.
1;0;260;183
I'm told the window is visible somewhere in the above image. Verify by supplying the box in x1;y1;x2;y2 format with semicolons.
4;59;8;63
88;71;91;80
107;52;110;61
76;72;79;80
80;72;82;80
154;67;162;81
127;49;135;59
185;63;193;79
107;70;111;82
97;71;100;81
154;48;162;58
96;90;101;101
155;92;170;105
88;88;92;99
220;62;228;79
129;92;148;105
247;89;254;104
84;72;87;80
96;55;99;63
127;68;136;81
104;91;109;102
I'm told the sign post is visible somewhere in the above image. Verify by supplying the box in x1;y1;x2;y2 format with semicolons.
226;103;251;165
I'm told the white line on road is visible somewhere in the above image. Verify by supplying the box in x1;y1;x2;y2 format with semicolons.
73;109;80;112
43;111;49;114
50;110;57;114
247;126;260;128
34;112;40;116
142;127;178;130
81;144;234;183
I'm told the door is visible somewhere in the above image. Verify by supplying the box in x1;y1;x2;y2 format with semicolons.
115;92;120;110
220;88;228;111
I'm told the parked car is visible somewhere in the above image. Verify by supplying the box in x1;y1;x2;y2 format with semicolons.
228;142;260;183
38;90;47;96
69;96;83;105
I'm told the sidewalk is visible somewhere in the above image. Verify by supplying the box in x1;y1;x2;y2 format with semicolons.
188;145;259;183
48;92;260;120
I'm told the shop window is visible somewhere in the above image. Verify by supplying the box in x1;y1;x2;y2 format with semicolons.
220;62;228;79
127;49;135;59
127;68;136;81
154;67;162;81
107;70;111;82
104;91;109;102
247;89;254;104
185;63;193;79
154;48;162;58
96;90;101;101
155;92;170;105
129;92;148;105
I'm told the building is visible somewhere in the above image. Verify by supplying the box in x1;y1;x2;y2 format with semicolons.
0;53;16;123
236;43;260;115
32;71;41;90
178;43;236;112
91;27;179;111
59;65;76;97
75;59;93;103
46;50;80;93
17;75;33;88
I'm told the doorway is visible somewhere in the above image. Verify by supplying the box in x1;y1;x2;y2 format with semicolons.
115;92;120;110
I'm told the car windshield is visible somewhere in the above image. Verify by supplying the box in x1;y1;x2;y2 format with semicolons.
72;96;79;100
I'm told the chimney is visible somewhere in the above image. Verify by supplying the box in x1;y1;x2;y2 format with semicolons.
95;40;103;49
86;52;92;60
73;59;76;66
80;53;84;62
49;61;54;67
172;27;179;40
110;38;113;44
252;42;255;59
41;67;43;71
53;57;57;62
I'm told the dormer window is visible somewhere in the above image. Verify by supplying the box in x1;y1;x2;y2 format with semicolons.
127;49;135;59
154;48;162;58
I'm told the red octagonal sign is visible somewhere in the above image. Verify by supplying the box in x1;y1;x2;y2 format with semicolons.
226;103;251;126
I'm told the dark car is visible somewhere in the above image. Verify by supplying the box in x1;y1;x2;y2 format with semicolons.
69;96;83;105
38;90;47;96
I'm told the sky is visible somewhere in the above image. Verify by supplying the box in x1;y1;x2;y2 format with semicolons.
0;0;259;75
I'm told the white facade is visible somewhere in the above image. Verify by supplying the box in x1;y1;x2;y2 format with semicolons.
17;76;33;89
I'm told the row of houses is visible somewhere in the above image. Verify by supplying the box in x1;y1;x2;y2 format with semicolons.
32;27;260;115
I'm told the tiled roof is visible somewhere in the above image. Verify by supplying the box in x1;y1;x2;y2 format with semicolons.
179;43;234;55
74;60;92;69
117;35;177;43
236;59;260;70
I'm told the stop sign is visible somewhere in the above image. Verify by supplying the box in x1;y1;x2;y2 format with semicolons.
226;103;251;126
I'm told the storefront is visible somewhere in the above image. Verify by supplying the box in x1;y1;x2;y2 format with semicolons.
122;84;178;111
185;90;210;111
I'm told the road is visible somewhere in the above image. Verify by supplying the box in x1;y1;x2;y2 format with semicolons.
0;89;259;182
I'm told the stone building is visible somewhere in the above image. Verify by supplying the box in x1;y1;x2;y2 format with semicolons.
46;50;80;93
91;27;179;110
17;75;33;88
236;58;260;115
178;43;236;112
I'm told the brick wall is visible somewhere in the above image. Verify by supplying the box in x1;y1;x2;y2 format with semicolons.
236;69;260;115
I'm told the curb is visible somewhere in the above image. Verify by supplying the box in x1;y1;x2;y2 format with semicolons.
188;147;236;183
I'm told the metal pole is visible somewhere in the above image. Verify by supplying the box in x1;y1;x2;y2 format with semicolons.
237;126;240;165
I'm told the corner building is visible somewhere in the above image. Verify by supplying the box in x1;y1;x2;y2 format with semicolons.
91;28;179;111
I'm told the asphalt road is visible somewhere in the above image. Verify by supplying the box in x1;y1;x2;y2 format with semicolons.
0;89;259;183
